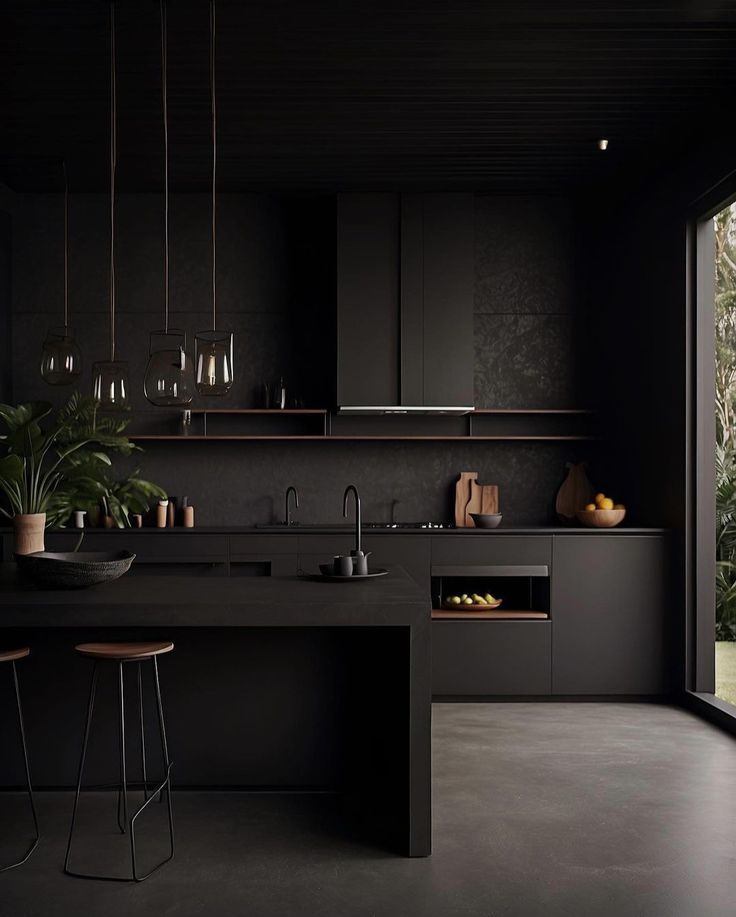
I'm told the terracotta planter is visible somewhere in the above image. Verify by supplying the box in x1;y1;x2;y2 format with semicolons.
13;513;46;555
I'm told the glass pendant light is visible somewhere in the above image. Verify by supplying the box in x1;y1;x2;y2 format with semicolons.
195;0;234;396
40;162;82;385
92;1;130;410
144;0;194;406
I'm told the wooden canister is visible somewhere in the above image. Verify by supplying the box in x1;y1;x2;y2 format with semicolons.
13;513;46;555
156;500;168;528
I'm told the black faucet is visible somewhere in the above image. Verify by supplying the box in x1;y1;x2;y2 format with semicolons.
285;485;299;526
343;484;362;554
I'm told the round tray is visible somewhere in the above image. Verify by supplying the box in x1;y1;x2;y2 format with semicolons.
443;599;502;611
302;568;389;582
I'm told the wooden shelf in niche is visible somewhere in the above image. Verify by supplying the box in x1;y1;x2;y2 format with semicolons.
431;609;549;620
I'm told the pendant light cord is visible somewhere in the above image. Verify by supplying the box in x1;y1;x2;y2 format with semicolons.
109;0;117;361
210;0;217;329
161;0;169;333
63;160;69;329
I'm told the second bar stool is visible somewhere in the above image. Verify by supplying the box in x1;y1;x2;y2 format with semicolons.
64;641;175;882
0;647;40;872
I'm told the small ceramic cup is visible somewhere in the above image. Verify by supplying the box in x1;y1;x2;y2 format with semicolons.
334;555;354;577
351;550;371;575
73;510;86;529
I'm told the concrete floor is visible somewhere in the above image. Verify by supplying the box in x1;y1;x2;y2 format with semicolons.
1;703;735;917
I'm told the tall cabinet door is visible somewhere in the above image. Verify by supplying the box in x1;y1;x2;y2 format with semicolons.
336;193;400;407
401;193;474;407
551;535;668;694
337;192;474;408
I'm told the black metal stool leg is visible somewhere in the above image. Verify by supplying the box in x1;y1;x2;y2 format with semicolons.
0;660;40;872
137;662;149;802
64;662;98;876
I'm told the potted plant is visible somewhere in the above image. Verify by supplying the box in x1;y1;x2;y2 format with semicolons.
0;402;96;553
0;394;167;550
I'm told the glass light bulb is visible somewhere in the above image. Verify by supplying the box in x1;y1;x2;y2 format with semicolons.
195;329;234;395
92;360;130;409
40;327;82;385
144;331;194;406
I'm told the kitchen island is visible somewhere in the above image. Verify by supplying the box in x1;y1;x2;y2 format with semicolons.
0;564;431;856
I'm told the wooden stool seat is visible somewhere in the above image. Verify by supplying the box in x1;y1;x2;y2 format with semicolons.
74;641;174;661
0;647;30;664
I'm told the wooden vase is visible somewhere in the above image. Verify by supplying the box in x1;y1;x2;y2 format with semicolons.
555;462;595;524
13;513;46;555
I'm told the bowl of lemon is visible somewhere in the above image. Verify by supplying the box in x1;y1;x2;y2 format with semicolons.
576;493;626;528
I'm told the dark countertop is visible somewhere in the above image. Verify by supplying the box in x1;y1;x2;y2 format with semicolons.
1;525;668;537
0;564;428;628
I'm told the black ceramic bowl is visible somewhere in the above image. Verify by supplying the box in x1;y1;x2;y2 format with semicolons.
15;551;136;589
469;513;503;529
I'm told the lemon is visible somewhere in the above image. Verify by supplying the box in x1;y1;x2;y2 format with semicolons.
584;503;596;511
594;492;606;506
614;503;625;510
599;497;614;510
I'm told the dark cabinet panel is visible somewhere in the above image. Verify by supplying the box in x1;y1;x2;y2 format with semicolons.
420;193;474;407
362;535;431;594
431;535;552;567
336;193;400;407
230;535;297;555
551;535;668;695
337;192;474;408
432;621;551;695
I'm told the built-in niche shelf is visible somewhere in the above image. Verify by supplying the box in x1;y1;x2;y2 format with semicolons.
129;408;597;442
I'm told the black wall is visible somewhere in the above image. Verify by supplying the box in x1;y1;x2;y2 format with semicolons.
7;190;597;525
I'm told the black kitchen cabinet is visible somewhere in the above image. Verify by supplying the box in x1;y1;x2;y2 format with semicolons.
336;193;400;408
336;192;474;408
432;620;552;696
551;535;668;695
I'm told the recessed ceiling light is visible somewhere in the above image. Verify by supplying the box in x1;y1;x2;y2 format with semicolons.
598;139;609;151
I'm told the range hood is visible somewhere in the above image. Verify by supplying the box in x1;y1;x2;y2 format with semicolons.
338;405;474;415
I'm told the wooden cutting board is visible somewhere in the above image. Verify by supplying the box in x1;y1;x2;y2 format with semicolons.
466;480;499;526
454;472;478;527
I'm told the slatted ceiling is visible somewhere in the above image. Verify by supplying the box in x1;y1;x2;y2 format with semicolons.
2;1;736;192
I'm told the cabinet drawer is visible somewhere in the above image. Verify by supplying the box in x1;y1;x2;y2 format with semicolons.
431;536;552;567
230;535;297;555
44;532;228;563
432;620;551;696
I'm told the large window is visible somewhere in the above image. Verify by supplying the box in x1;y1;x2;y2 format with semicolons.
714;201;736;706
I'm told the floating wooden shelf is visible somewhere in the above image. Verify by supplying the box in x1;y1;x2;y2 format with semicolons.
188;409;328;415
131;434;595;442
128;407;597;442
471;408;595;415
431;609;549;620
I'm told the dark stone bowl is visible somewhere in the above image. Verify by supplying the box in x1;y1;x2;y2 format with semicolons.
15;551;136;589
470;513;503;529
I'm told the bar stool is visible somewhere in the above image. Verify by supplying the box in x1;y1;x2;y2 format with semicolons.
64;641;175;882
0;647;40;872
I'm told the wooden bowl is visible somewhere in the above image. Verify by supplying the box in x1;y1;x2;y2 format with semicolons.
575;509;626;528
443;599;502;611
